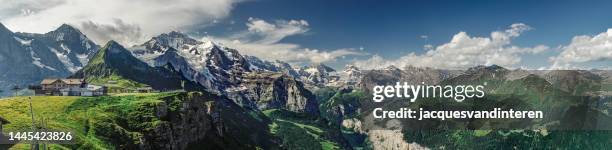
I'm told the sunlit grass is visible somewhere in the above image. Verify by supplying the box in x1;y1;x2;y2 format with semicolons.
0;93;181;149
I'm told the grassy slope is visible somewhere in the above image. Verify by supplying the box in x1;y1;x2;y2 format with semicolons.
263;109;341;150
87;74;148;90
0;96;81;149
0;93;187;149
79;42;148;90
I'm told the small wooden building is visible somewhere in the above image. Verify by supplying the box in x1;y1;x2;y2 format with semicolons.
40;79;85;95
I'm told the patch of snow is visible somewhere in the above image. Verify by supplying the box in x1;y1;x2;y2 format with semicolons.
249;63;261;70
171;43;215;72
77;54;89;65
13;36;32;46
55;33;64;41
60;43;71;53
49;47;79;72
202;40;215;49
30;50;57;71
305;67;319;74
85;42;91;50
130;47;165;67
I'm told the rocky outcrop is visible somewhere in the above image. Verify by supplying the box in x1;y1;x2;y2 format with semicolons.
368;130;429;150
139;92;215;150
232;72;319;115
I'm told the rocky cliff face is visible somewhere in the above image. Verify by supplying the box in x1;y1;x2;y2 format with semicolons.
139;92;215;150
231;72;319;115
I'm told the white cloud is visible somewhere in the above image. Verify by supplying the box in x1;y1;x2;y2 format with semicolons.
79;20;144;47
354;23;549;70
550;28;612;69
0;0;239;45
246;17;310;44
0;0;64;19
210;18;366;64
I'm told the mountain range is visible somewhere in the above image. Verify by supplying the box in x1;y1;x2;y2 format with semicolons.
1;23;612;149
1;23;610;110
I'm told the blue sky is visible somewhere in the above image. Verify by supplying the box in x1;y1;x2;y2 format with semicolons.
197;0;612;69
1;0;611;69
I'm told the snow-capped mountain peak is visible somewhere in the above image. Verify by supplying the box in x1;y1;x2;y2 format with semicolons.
0;23;99;96
156;31;202;49
292;63;337;86
130;31;253;92
344;64;360;73
342;64;361;78
302;63;336;74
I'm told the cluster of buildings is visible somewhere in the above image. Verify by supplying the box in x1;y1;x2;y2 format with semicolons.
31;78;107;96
